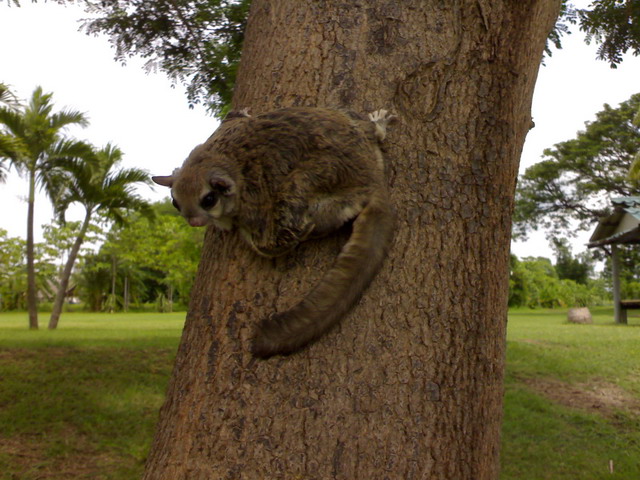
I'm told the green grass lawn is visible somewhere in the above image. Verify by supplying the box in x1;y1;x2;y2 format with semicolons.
0;312;186;480
0;308;638;478
502;307;640;479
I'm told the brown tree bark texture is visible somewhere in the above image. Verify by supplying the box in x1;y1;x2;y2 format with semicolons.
144;1;560;479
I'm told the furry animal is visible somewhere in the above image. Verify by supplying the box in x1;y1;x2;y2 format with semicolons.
152;107;395;358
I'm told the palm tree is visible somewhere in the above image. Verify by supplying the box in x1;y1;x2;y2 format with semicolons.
0;86;89;329
48;143;153;329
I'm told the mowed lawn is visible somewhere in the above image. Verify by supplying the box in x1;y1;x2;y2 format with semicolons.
502;308;640;479
0;308;639;479
0;313;185;480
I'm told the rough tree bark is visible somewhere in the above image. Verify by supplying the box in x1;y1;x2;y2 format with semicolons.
144;1;560;479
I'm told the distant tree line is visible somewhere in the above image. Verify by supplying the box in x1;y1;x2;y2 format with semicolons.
1;207;620;313
0;200;203;313
508;241;609;309
509;247;640;310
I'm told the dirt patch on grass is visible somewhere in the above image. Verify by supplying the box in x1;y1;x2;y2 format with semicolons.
0;432;136;479
524;377;640;419
0;347;79;361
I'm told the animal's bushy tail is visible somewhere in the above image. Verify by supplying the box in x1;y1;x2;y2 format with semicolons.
251;192;395;358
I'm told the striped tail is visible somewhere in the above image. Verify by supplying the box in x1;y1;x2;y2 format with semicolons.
251;192;395;358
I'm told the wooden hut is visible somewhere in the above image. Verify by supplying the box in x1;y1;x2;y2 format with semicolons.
588;196;640;324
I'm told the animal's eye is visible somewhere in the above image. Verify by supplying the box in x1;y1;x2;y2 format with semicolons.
200;192;218;209
171;198;180;211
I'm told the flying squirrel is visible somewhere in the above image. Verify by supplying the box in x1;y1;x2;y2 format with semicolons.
152;107;396;358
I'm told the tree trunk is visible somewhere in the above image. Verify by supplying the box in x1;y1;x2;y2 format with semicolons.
144;1;560;479
124;274;129;312
26;168;38;330
48;211;91;329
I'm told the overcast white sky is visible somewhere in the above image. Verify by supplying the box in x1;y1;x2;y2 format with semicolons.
1;2;640;260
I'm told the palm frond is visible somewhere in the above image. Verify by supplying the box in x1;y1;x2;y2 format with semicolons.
0;158;7;183
0;106;27;138
49;138;95;162
0;83;21;111
26;86;54;122
49;108;90;131
0;133;27;162
97;143;123;164
37;139;95;188
103;167;152;191
49;141;154;228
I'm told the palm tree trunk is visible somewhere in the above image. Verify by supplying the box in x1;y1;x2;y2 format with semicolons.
26;169;38;330
48;210;91;329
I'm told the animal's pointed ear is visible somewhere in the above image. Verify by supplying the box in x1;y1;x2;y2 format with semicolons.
210;174;236;196
152;175;174;188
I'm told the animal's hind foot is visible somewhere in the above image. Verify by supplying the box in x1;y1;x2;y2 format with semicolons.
368;109;397;141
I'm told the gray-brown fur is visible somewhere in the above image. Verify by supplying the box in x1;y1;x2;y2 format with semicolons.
152;107;395;358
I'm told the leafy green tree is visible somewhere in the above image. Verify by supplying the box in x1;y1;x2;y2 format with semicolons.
74;252;112;311
9;1;635;117
39;218;103;308
551;237;594;285
72;201;202;312
597;242;640;297
546;0;576;58
100;200;203;311
509;255;607;308
577;0;640;67
514;93;640;239
627;101;640;179
41;219;101;274
79;0;250;116
0;229;26;310
0;86;90;328
508;254;529;308
0;229;61;311
548;1;640;67
48;143;153;328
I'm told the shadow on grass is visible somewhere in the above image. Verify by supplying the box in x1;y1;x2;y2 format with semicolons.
0;347;176;480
